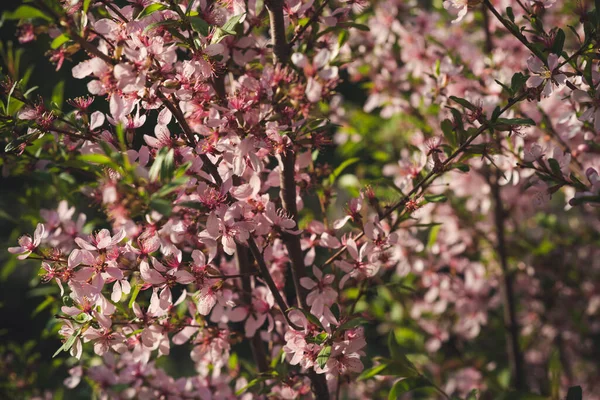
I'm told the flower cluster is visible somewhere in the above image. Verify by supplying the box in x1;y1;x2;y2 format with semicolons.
3;0;600;399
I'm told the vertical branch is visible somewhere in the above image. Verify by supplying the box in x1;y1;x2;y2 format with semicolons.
265;0;289;63
489;168;526;390
263;0;329;397
481;4;494;53
236;244;269;373
279;150;309;309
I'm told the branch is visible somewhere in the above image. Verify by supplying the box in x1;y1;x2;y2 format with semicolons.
278;150;310;309
246;237;302;331
265;0;289;63
289;1;329;47
236;244;269;373
320;93;529;269
487;167;526;390
483;0;546;62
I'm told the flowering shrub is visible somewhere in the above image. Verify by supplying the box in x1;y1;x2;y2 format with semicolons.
1;0;599;399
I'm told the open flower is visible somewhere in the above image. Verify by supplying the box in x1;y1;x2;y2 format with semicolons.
8;223;45;259
573;86;600;133
300;266;338;325
526;54;567;97
443;0;481;24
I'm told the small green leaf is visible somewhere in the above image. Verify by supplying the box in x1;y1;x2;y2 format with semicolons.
495;117;535;126
358;363;389;381
329;157;360;185
289;307;325;331
150;198;173;216
221;13;245;34
316;345;332;369
52;81;65;110
338;22;370;31
78;153;115;165
31;296;55;317
189;16;210;36
337;317;368;332
424;194;447;203
388;377;432;400
235;377;267;395
491;106;502;121
547;158;564;178
506;7;515;22
3;5;51;21
53;329;80;358
441;119;456;147
51;34;70;49
552;29;565;55
138;3;167;19
83;0;92;14
128;284;141;308
511;72;528;94
153;176;189;198
426;224;441;249
449;96;477;111
177;201;205;210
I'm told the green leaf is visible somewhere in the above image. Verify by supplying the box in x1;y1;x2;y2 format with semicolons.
506;7;515;22
31;296;55;317
584;57;594;87
511;72;528;94
329;157;360;185
149;148;175;182
177;201;205;210
547;158;563;178
52;81;65;110
467;389;479;400
1;258;18;280
221;13;245;34
387;332;419;377
150;198;173;216
388;377;432;400
495;80;512;95
153;176;189;198
552;29;565;55
388;331;402;359
426;224;441;249
128;284;141;308
337;317;368;332
448;162;469;172
491;106;502;121
316;345;331;369
338;22;370;31
3;5;51;21
289;307;325;331
441;119;456;147
235;377;268;395
424;194;447;203
83;0;92;14
144;19;180;33
311;332;329;344
189;16;210;36
567;386;582;400
495;117;535;126
51;34;70;49
53;329;80;358
78;153;115;165
449;96;477;111
138;3;167;19
358;363;389;381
